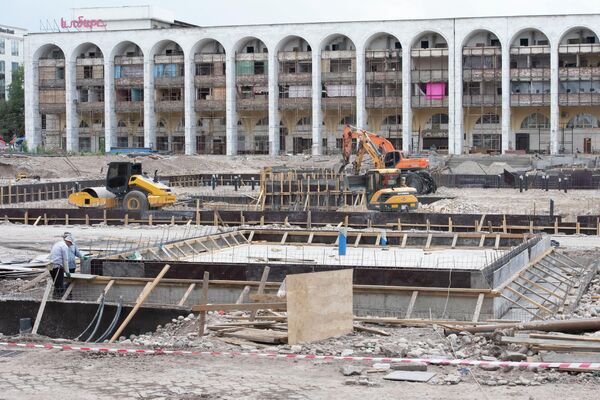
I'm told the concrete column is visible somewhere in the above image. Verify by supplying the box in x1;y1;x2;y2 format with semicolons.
401;46;412;153
268;51;280;155
143;54;156;149
65;59;78;152
311;49;322;155
225;52;237;155
447;39;456;155
24;55;40;151
184;55;195;155
355;44;366;129
501;44;511;153
104;58;115;152
453;41;464;155
550;43;559;154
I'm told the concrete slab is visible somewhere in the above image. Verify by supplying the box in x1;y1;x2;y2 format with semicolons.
183;244;506;271
383;371;436;382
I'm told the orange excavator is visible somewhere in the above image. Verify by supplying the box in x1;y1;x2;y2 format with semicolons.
340;125;437;194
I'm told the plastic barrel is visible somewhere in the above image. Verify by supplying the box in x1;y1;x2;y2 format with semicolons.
338;231;347;256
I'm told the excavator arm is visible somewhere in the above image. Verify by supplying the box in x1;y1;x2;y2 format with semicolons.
342;125;395;173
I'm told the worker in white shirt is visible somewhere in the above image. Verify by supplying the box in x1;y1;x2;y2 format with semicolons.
49;234;73;298
63;232;84;273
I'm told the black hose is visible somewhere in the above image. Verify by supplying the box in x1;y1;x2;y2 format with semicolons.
75;294;105;341
94;296;123;343
85;294;106;342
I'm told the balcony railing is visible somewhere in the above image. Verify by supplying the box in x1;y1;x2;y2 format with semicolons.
39;79;65;89
76;58;103;66
278;51;312;61
558;44;600;54
365;50;401;59
155;100;184;112
510;93;550;106
559;66;600;80
366;97;402;108
411;70;448;82
321;50;355;59
462;69;501;81
78;127;104;135
39;103;66;113
154;55;184;64
235;74;268;85
76;78;104;87
114;56;143;65
38;59;65;67
510;68;550;80
366;71;402;82
237;97;268;111
559;92;600;106
278;97;312;110
235;53;268;61
462;47;501;56
463;95;501;107
321;97;355;109
154;76;185;87
509;46;551;55
411;95;448;108
411;48;449;58
194;99;226;112
321;71;355;82
115;101;144;113
278;72;312;84
194;53;226;63
195;75;226;86
115;77;144;87
76;101;104;112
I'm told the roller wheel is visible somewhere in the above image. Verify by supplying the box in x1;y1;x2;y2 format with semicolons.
123;190;148;211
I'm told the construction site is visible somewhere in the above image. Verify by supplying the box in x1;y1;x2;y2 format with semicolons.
0;146;598;399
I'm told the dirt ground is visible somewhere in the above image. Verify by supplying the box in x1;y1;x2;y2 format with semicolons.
0;348;598;400
420;187;600;221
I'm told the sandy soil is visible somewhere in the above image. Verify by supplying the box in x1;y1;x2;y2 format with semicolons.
419;187;600;221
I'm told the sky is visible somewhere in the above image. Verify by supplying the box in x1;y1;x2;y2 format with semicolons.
3;0;600;31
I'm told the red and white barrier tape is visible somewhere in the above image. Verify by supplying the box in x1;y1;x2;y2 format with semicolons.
2;341;599;371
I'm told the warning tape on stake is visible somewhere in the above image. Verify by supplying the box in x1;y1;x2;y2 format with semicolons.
2;341;600;371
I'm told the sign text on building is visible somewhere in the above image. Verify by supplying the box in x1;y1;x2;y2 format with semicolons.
60;16;107;30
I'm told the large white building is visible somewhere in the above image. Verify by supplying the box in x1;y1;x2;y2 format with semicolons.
0;24;26;101
23;7;600;155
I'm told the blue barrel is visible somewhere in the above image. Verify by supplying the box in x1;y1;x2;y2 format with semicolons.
338;230;347;256
380;231;388;246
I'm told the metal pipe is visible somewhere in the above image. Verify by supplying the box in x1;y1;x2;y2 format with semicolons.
444;318;600;335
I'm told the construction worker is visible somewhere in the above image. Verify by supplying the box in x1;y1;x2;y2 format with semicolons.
49;234;73;298
63;232;84;274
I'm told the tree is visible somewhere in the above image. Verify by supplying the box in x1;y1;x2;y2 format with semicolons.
0;65;25;142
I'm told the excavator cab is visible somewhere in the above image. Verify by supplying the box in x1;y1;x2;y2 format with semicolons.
365;169;419;212
383;151;403;169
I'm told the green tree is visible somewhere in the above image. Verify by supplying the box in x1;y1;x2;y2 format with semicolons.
0;65;25;142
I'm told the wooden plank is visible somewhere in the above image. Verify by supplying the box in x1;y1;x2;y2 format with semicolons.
405;290;419;319
221;327;287;344
109;264;171;343
354;233;362;247
280;232;288;244
286;269;353;345
401;233;408;248
472;293;485;322
451;234;458;249
353;324;391;336
235;285;250;304
61;281;75;301
198;271;210;335
249;293;284;302
19;270;50;291
478;234;486;247
32;279;53;335
135;282;152;303
499;293;539;318
494;234;500;250
250;266;270;321
97;279;115;303
505;286;553;314
177;283;196;306
425;234;432;249
193;302;287;312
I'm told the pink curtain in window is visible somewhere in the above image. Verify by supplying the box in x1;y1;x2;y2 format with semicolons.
425;82;446;100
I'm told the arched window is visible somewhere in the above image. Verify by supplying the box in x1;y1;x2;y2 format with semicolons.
117;120;127;128
521;113;549;129
566;113;600;129
383;115;402;125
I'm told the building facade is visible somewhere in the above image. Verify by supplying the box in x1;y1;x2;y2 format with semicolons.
24;12;600;155
0;24;26;101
